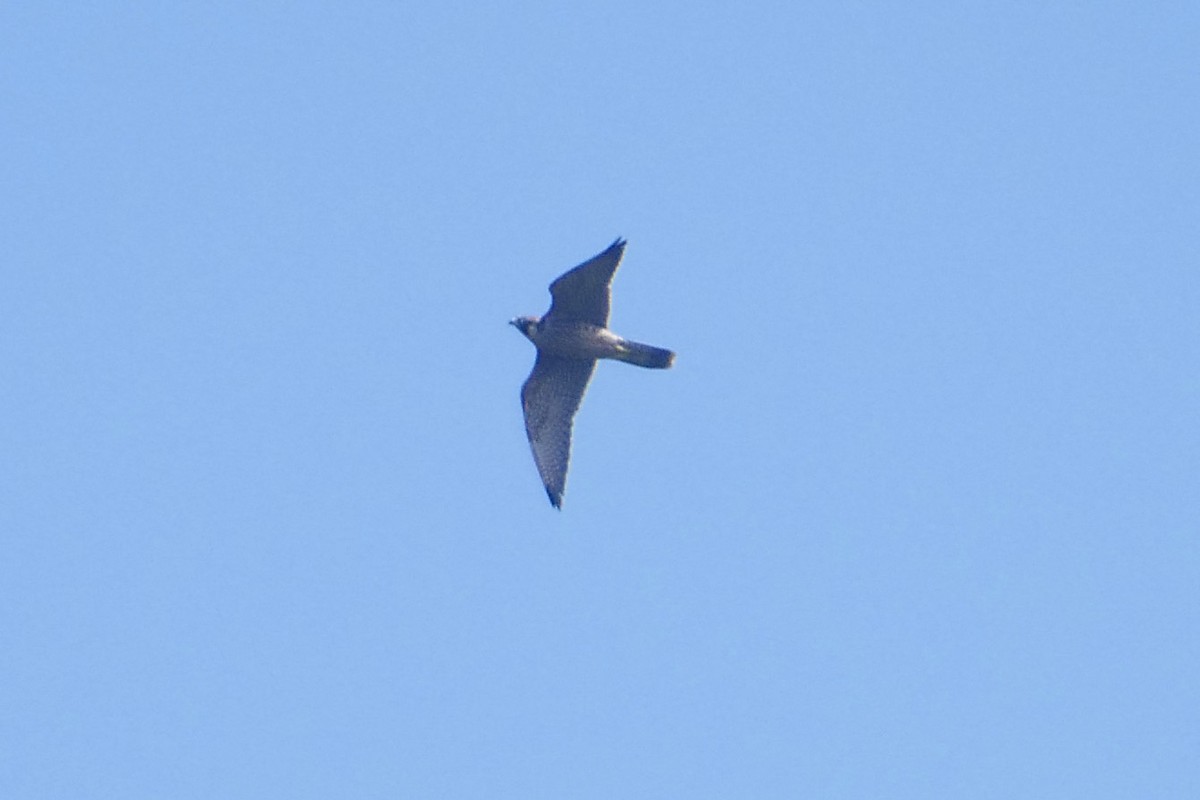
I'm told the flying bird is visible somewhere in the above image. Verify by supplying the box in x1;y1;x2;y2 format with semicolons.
511;238;675;509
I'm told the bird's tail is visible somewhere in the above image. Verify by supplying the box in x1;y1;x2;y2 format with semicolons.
615;339;675;369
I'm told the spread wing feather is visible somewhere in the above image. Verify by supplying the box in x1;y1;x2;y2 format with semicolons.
520;353;597;508
547;238;625;326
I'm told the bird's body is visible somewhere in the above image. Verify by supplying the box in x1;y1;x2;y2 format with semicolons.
511;239;674;509
513;318;623;359
512;317;674;367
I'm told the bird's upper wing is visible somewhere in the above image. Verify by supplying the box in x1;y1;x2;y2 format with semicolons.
520;353;597;508
547;238;626;326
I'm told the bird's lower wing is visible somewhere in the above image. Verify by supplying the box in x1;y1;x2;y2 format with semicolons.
520;354;597;508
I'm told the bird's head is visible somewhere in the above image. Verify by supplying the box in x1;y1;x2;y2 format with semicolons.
509;316;539;340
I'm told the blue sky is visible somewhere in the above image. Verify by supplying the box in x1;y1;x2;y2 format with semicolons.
2;3;1197;797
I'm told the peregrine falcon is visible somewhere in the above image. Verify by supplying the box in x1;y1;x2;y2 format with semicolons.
511;238;675;509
